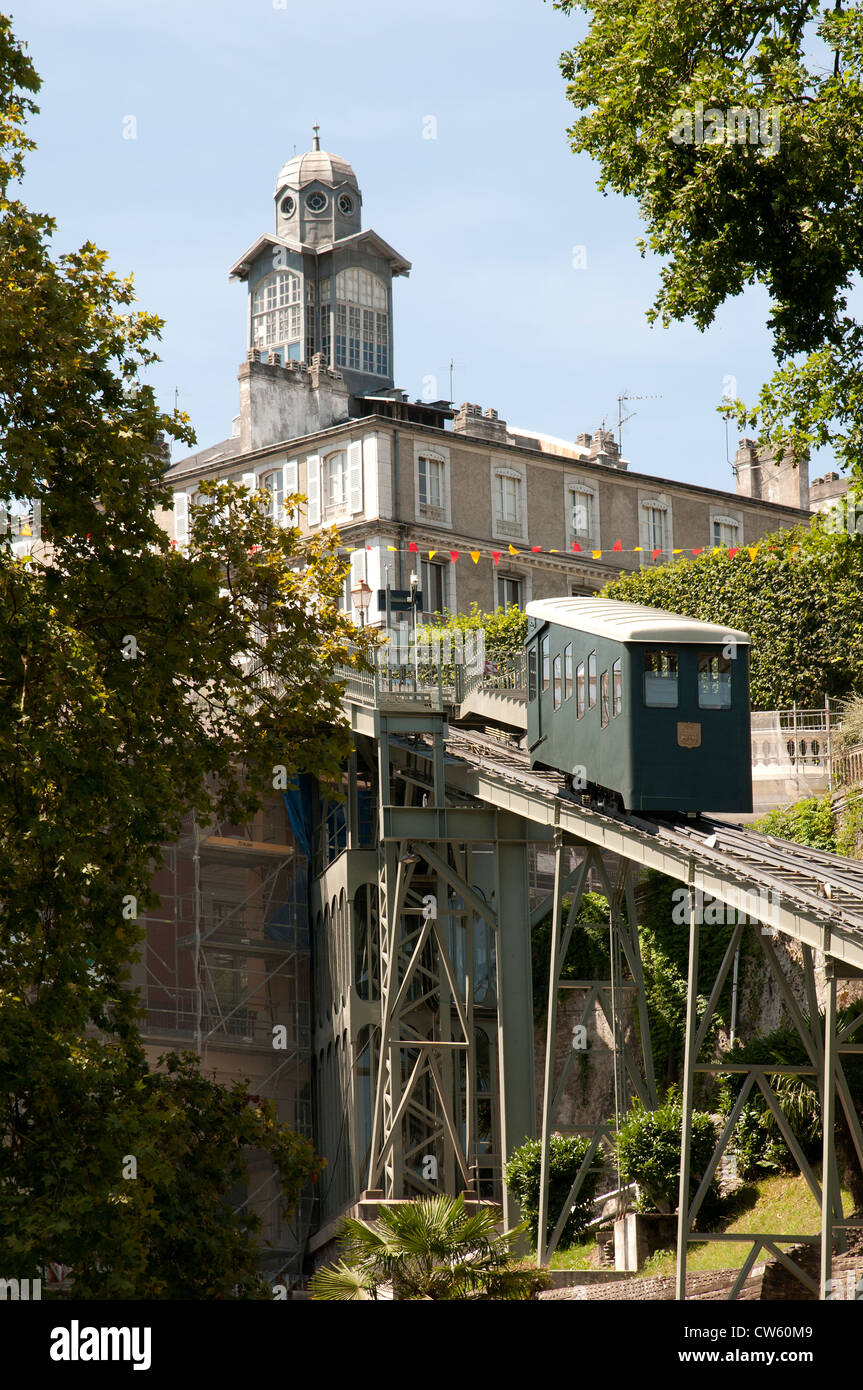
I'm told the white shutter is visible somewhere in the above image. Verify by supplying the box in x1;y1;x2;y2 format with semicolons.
350;550;367;583
283;459;298;526
242;471;256;493
173;491;188;545
306;454;320;526
348;440;363;514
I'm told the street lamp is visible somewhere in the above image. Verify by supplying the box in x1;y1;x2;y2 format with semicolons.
409;570;419;687
350;578;372;627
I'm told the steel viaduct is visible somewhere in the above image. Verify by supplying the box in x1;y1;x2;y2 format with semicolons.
308;654;863;1300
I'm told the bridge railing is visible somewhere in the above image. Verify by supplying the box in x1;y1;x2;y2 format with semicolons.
833;742;863;789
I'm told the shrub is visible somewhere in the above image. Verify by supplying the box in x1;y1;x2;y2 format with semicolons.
752;795;837;852
615;1091;718;1216
504;1134;603;1249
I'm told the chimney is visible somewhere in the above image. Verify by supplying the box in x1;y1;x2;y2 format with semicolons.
452;402;508;444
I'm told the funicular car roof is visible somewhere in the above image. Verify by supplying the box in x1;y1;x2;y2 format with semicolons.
525;597;751;646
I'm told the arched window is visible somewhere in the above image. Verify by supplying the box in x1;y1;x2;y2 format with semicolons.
324;450;348;509
251;271;302;352
260;469;283;520
334;269;389;375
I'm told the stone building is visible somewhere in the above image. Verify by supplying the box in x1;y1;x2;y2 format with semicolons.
161;133;811;630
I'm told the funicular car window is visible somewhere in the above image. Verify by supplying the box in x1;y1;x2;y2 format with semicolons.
564;644;572;700
644;649;678;707
588;651;597;708
528;644;537;701
541;635;550;691
576;661;585;718
600;670;610;728
553;654;562;709
612;658;622;717
698;650;732;709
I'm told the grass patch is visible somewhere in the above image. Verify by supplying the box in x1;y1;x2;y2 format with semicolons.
635;1172;854;1278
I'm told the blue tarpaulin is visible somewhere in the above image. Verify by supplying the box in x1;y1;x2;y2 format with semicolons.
282;780;312;861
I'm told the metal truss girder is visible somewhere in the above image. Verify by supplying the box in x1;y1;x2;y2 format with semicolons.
459;772;863;972
381;805;530;843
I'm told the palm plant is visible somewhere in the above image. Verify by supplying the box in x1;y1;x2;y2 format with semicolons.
308;1194;545;1301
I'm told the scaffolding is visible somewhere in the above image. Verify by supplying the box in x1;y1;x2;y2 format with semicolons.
137;793;313;1284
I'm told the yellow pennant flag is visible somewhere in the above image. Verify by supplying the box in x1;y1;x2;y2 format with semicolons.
387;545;397;552
549;548;559;553
508;544;519;555
747;546;758;561
470;550;480;564
712;546;722;554
592;549;602;559
428;549;436;559
633;546;642;553
672;548;683;554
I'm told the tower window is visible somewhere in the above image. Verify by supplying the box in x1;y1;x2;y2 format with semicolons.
280;195;295;215
306;190;327;212
334;270;389;376
252;271;302;351
338;193;354;214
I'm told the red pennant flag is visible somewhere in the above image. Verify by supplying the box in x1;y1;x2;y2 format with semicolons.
652;548;662;561
366;544;372;550
449;550;459;562
571;541;582;552
531;545;542;553
691;548;703;556
408;540;418;552
728;547;739;558
612;539;622;551
492;550;501;566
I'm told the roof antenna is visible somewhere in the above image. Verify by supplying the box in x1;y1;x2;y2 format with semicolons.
312;123;321;151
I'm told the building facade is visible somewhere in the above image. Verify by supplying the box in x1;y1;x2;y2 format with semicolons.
161;135;811;633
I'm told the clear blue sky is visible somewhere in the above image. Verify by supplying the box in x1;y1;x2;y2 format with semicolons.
11;0;822;490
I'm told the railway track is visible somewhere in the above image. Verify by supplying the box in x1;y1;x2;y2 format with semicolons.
442;726;863;944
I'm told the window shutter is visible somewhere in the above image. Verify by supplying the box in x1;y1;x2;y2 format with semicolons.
348;441;363;514
283;459;298;526
306;454;320;526
242;471;256;493
351;549;367;583
173;491;188;545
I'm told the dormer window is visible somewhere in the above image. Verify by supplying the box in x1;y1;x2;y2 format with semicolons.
338;193;354;214
280;195;295;215
306;190;327;212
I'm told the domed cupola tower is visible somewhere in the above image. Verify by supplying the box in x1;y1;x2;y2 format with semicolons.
229;127;411;400
275;126;362;246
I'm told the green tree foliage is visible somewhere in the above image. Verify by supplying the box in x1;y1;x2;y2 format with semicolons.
0;1042;320;1298
602;522;863;709
0;17;361;1292
504;1134;603;1248
555;0;863;480
531;890;610;1018
308;1195;545;1300
638;872;734;1090
752;794;837;851
419;601;528;664
722;1014;863;1206
616;1091;719;1216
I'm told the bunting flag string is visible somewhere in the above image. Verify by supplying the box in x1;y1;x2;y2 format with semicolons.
344;539;785;563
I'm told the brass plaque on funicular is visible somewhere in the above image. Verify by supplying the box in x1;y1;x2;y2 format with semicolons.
677;722;702;749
